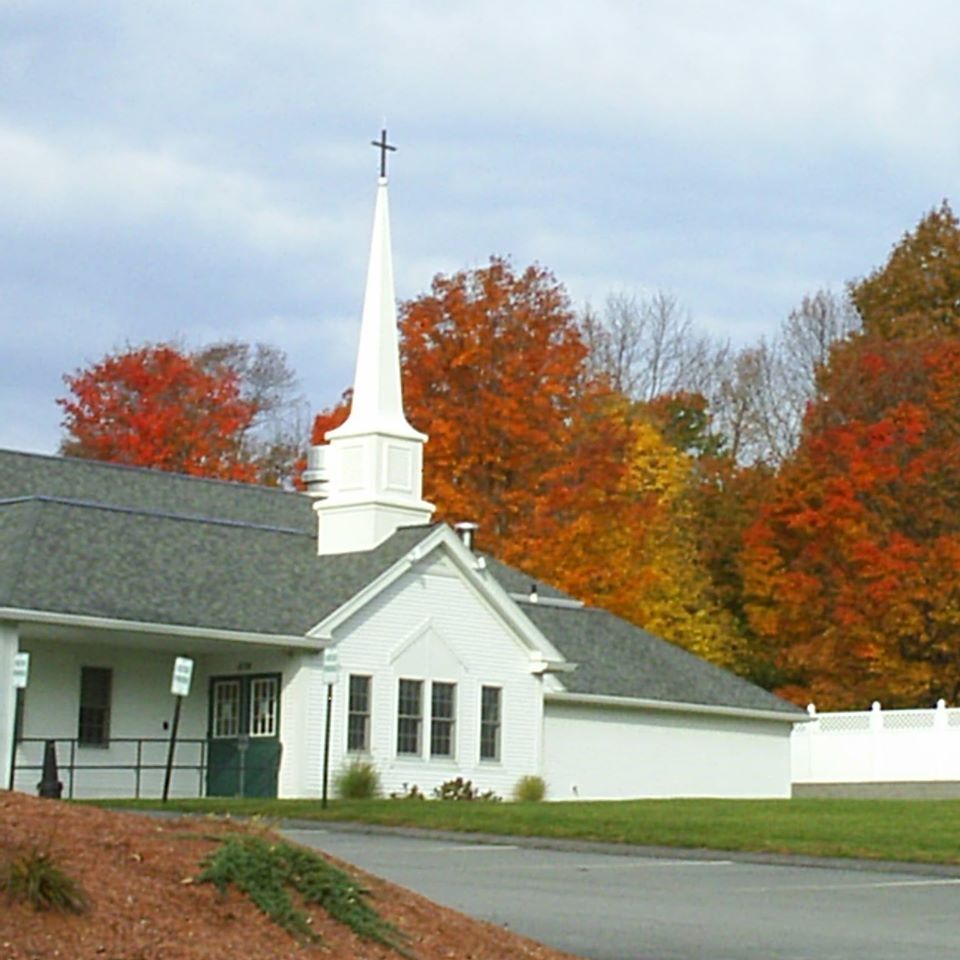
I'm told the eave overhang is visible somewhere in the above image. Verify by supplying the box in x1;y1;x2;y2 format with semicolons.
545;690;808;725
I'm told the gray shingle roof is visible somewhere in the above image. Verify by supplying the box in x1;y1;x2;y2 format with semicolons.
0;448;798;714
0;449;314;532
520;603;801;716
0;490;436;635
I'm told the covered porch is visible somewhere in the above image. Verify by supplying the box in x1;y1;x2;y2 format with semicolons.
2;615;321;800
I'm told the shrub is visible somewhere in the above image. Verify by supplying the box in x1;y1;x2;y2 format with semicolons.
199;834;409;955
0;847;88;914
513;775;547;802
334;760;381;800
433;777;501;802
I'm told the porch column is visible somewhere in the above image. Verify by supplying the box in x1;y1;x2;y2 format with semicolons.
0;622;18;790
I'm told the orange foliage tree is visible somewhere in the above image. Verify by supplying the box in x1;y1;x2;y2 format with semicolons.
741;335;960;709
58;344;258;481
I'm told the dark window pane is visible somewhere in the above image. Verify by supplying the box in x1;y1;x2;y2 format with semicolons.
78;667;111;747
347;675;371;752
430;682;456;757
480;686;501;761
397;679;423;755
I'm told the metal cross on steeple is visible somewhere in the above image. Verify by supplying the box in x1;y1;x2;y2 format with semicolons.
371;129;396;178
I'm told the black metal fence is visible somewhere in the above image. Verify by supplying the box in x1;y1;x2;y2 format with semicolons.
11;737;208;800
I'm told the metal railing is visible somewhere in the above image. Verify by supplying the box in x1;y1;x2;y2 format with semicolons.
11;736;208;800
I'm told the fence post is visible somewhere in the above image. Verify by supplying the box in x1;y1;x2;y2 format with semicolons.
869;702;883;781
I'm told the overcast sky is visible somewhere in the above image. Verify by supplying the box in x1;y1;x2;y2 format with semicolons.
2;1;958;454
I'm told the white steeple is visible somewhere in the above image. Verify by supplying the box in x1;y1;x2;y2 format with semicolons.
310;133;433;555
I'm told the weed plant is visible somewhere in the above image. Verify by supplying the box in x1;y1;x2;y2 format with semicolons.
199;834;409;955
433;777;501;802
1;847;88;914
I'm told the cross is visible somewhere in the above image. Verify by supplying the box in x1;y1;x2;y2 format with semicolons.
371;128;396;178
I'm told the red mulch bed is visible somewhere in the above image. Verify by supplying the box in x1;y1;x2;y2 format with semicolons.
0;792;581;959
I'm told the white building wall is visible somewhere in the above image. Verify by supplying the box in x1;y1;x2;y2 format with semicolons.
310;554;544;800
543;701;793;799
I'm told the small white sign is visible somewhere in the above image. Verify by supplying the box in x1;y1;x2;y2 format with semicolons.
12;652;29;689
322;648;340;686
171;656;194;697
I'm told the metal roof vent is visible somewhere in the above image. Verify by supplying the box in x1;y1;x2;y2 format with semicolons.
454;521;479;551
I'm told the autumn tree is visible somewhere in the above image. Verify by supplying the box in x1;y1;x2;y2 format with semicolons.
851;200;960;339
195;340;307;486
741;334;960;709
397;257;615;554
59;344;259;482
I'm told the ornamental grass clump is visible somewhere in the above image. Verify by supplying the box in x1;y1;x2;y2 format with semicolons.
0;846;88;914
199;834;410;955
334;759;381;800
512;775;547;802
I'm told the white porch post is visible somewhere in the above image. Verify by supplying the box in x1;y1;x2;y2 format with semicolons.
0;622;18;790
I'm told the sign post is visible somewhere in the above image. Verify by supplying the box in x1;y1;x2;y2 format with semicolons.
8;653;29;790
321;649;339;810
162;657;193;803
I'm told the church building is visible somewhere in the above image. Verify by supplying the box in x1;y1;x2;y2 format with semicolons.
0;146;802;801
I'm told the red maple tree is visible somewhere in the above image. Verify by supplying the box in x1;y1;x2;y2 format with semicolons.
59;344;259;482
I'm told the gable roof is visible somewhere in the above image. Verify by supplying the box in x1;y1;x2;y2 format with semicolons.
0;448;799;716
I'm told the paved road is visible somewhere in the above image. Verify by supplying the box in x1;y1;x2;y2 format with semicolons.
284;825;960;960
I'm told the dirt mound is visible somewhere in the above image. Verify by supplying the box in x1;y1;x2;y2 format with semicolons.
0;792;579;959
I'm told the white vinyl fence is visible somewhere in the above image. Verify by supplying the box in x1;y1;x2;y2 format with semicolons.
791;700;960;785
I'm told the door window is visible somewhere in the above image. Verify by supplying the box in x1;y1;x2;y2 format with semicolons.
250;677;279;737
212;680;241;738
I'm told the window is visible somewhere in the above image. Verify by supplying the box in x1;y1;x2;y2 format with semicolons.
430;682;456;758
347;675;371;752
78;667;112;747
249;677;278;737
396;679;423;755
211;679;241;738
480;685;501;761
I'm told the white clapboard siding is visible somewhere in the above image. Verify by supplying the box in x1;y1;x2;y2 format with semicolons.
302;549;543;800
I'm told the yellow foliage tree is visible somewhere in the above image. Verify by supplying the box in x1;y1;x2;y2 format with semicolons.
619;419;743;668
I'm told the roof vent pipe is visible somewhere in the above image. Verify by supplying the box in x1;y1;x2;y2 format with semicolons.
303;445;329;499
529;583;539;603
454;521;479;551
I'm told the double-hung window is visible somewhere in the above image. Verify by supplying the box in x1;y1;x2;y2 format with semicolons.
78;666;112;747
480;685;501;761
396;679;423;755
347;675;372;752
430;682;456;758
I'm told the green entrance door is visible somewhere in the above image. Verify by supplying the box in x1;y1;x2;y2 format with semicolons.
207;674;282;798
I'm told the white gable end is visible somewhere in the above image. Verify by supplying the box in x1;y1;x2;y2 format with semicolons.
302;546;545;799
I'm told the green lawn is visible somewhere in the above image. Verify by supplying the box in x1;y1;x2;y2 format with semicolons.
98;796;960;866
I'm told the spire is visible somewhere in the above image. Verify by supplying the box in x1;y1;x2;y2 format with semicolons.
311;132;433;555
327;169;422;442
